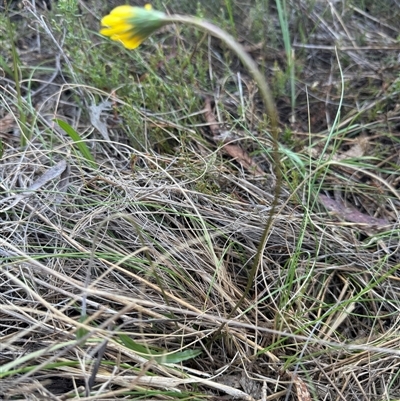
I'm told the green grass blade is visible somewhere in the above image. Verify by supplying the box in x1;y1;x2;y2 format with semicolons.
0;340;77;378
0;53;14;78
76;314;89;340
55;119;97;168
119;334;201;364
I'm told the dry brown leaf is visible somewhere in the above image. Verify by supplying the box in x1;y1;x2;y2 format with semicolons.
204;98;264;176
222;143;265;175
334;135;369;161
292;374;312;401
306;135;369;162
319;194;389;230
0;113;16;133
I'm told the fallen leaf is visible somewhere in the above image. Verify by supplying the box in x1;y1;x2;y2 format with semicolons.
292;374;312;401
319;194;389;231
204;98;264;176
0;113;16;133
89;101;112;141
0;160;68;212
334;135;369;161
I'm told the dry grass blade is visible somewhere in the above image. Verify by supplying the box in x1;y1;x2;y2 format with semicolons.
1;0;400;400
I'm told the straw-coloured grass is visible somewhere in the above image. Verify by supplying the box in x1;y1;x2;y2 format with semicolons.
1;0;400;400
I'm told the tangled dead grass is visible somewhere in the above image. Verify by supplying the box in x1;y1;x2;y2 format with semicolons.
1;118;400;399
1;0;400;400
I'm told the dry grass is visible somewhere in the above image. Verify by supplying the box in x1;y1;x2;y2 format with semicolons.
1;0;400;400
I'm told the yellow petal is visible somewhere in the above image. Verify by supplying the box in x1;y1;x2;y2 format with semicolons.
108;5;137;17
111;33;144;49
99;4;166;50
101;14;123;26
99;23;132;36
120;37;143;49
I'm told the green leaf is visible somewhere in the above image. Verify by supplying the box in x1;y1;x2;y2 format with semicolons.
280;145;305;171
118;334;201;364
76;314;89;340
161;348;202;364
0;54;14;78
55;119;97;168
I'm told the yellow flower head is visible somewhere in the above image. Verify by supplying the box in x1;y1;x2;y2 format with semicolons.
100;4;167;49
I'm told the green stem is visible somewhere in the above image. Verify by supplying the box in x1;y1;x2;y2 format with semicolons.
165;15;283;333
5;3;29;146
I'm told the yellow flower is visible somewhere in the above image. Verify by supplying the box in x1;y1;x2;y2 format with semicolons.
100;4;167;49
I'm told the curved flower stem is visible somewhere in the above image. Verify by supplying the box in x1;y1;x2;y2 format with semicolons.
166;15;283;329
